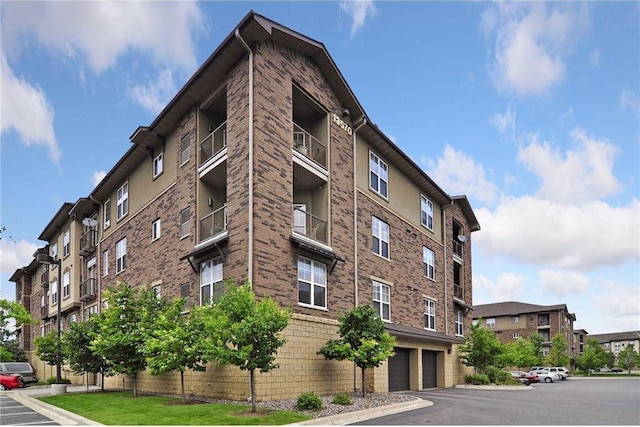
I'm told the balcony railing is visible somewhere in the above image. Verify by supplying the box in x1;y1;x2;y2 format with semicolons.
79;230;98;256
293;123;327;169
292;206;327;245
199;204;227;243
41;271;49;288
79;278;97;302
40;305;48;319
453;284;463;300
538;317;550;327
200;122;227;166
453;240;463;259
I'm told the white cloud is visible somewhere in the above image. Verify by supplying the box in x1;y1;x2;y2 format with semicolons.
92;171;107;188
129;68;177;115
490;107;516;134
589;48;600;67
484;3;589;96
475;196;640;270
596;282;640;319
0;240;39;276
423;145;498;205
0;52;60;163
517;128;622;203
620;89;640;116
474;273;527;304
340;0;377;36
538;269;589;297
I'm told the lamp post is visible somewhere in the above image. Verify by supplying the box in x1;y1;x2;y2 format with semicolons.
36;253;66;394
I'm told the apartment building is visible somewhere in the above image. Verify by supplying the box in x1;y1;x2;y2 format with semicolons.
589;331;640;356
573;329;588;357
11;11;479;400
472;301;576;360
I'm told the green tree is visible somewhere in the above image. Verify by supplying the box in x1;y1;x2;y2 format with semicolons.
92;283;164;397
317;304;396;398
547;334;570;367
35;331;68;370
458;319;503;375
576;338;608;375
1;299;36;342
63;316;110;391
145;298;207;402
616;344;640;375
0;339;27;362
203;281;291;412
497;338;539;369
528;333;544;365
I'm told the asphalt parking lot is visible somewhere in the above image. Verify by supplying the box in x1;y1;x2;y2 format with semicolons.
355;377;640;425
0;394;59;426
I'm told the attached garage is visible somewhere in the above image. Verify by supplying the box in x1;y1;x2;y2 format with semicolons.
388;347;410;391
422;350;438;388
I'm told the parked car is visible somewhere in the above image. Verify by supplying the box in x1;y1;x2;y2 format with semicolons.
531;368;561;383
0;362;37;383
0;373;24;390
546;367;568;380
556;367;570;378
510;371;539;385
610;367;623;373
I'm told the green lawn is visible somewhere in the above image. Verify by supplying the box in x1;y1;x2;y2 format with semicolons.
39;391;312;425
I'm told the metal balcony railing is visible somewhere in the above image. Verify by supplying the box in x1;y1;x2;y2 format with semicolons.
41;271;49;288
79;278;97;302
200;122;227;166
453;240;463;259
293;123;327;169
199;204;227;243
454;284;463;300
79;230;98;256
40;305;48;319
292;206;327;245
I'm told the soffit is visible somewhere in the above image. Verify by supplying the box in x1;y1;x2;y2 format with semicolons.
38;203;74;241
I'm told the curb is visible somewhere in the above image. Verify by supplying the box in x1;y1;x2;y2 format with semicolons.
290;397;432;425
12;391;103;426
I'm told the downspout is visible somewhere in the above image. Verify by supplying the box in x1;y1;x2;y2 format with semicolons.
443;201;452;336
235;29;254;286
89;195;102;314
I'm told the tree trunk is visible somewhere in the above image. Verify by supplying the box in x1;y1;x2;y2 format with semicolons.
249;369;257;412
180;370;185;403
101;371;105;392
132;373;137;397
361;366;366;398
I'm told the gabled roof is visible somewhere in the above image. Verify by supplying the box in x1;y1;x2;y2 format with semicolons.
588;331;640;343
473;301;576;321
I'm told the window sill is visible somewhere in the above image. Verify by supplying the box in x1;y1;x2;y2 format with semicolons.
298;303;328;311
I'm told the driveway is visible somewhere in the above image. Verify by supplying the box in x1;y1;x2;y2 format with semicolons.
353;377;640;425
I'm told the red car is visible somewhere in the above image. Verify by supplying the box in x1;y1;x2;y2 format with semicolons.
510;371;540;385
0;373;24;390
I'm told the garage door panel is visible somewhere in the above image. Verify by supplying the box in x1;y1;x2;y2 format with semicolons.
422;350;437;388
388;347;410;392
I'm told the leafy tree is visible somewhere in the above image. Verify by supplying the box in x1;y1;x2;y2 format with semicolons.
92;283;164;397
35;331;68;368
616;344;640;375
63;316;110;391
1;299;36;342
527;333;544;365
317;304;396;398
497;338;539;369
458;319;503;375
576;338;608;375
605;351;616;369
547;334;570;367
203;281;291;412
0;339;27;362
145;298;207;402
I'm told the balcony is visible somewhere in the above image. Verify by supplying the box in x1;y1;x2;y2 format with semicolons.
41;271;49;289
40;305;48;319
79;278;97;302
292;206;327;245
199;204;227;243
200;121;227;167
453;240;463;260
293;123;327;169
79;230;98;256
454;284;463;300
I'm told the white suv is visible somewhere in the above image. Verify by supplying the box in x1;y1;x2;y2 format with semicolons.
546;367;568;380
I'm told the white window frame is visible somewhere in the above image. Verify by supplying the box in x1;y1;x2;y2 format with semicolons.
116;238;127;274
153;151;164;178
51;279;58;305
63;270;70;298
421;195;434;230
486;318;496;328
293;204;307;235
102;249;109;277
513;332;520;339
297;257;327;309
369;151;388;199
455;308;464;336
423;246;435;280
373;280;391;322
152;219;161;241
200;258;223;305
63;230;70;258
512;316;519;323
180;208;190;238
117;182;129;220
104;199;111;229
372;216;390;259
69;313;77;323
51;243;58;265
424;298;436;330
181;134;190;165
152;285;161;300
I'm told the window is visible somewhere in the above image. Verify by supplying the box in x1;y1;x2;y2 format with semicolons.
104;199;111;228
117;182;129;220
69;313;77;323
102;250;109;276
180;208;190;238
51;280;58;305
153;152;164;178
373;280;390;321
200;259;223;305
455;308;464;336
513;332;520;339
116;238;127;273
51;243;58;264
297;257;327;309
293;204;306;234
424;298;436;330
152;219;161;241
63;271;70;298
181;134;190;165
152;285;161;300
372;216;389;259
369;151;388;198
181;284;191;308
486;318;496;328
423;247;435;279
63;230;70;257
421;195;434;230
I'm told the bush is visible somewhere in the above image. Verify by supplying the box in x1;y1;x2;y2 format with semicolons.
487;367;514;384
464;373;490;385
45;377;71;385
332;392;352;405
296;392;323;411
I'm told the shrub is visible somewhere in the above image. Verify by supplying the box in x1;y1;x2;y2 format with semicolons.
296;392;323;411
464;373;489;385
45;377;71;385
332;392;352;405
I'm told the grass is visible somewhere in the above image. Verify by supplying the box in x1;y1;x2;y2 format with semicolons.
39;391;312;425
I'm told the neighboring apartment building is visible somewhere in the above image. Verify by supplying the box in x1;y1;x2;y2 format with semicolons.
573;329;588;357
472;301;576;360
589;331;640;356
10;11;479;400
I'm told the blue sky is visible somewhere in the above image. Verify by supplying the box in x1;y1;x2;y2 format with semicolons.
1;1;638;335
